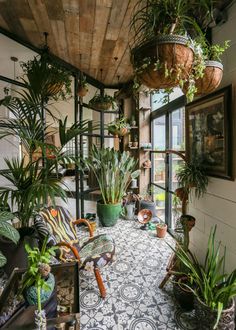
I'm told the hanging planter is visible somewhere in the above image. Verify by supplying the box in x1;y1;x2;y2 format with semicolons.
78;76;89;97
89;93;116;111
131;35;194;90
107;117;130;137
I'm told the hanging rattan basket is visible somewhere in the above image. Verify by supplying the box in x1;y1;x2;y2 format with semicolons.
131;35;194;89
195;60;223;95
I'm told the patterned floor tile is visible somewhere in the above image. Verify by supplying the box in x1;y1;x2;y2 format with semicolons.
80;219;196;329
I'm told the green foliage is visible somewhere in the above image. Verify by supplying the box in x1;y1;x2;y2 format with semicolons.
22;238;57;311
20;55;72;101
0;211;20;267
89;93;117;110
176;161;208;199
86;146;140;204
107;117;130;135
78;76;88;88
170;226;236;329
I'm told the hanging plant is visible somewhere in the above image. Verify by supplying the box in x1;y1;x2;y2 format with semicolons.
89;92;117;110
78;76;89;97
20;54;72;101
107;117;130;137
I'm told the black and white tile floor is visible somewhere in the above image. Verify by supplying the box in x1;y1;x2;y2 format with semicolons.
79;219;198;330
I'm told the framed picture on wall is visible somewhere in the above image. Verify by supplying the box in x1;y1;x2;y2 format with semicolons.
186;85;233;180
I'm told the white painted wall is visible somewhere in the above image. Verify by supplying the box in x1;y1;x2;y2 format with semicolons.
189;2;236;273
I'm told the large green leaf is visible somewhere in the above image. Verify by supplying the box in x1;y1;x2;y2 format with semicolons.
0;251;7;267
0;211;15;222
0;221;20;244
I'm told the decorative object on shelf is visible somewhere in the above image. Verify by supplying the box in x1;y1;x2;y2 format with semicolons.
140;142;152;149
130;178;138;189
88;92;117;110
128;141;133;148
186;85;233;180
22;238;57;330
156;223;167;238
137;209;152;230
107;117;130;137
132;135;139;148
131;115;136;127
86;146;140;226
78;76;88;97
171;226;236;330
143;159;152;169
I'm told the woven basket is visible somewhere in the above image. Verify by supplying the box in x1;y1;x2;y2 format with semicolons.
131;35;194;89
195;61;223;95
92;101;112;110
108;126;129;137
47;82;63;96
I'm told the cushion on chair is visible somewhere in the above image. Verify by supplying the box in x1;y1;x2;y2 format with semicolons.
79;234;115;271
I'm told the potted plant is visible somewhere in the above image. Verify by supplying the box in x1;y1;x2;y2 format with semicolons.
20;54;72;101
139;188;157;218
78;76;89;97
171;226;236;330
89;93;116;110
0;210;20;267
176;160;209;200
107;117;130;137
122;192;139;220
156;222;167;238
130;0;204;90
183;39;230;99
22;238;57;329
86;146;140;226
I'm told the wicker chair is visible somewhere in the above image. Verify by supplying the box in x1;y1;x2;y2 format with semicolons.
34;206;115;298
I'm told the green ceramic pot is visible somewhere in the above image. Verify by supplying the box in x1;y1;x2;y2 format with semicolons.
97;201;122;227
25;273;55;306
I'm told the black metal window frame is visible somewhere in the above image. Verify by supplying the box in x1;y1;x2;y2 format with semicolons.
150;94;186;227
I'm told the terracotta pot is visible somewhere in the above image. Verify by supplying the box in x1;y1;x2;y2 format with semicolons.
175;187;188;202
194;297;235;330
156;224;167;238
131;35;194;89
78;85;88;97
108;126;129;137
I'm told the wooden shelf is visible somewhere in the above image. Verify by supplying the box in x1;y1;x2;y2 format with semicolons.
139;107;151;111
130;126;138;129
129;146;139;150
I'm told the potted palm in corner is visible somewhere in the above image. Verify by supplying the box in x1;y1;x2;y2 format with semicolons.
86;146;140;226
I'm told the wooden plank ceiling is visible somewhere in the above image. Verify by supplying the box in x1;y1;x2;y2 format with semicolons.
0;0;232;87
0;0;137;86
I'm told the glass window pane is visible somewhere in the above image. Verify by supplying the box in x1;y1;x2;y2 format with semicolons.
152;186;165;222
169;87;184;102
170;154;185;192
170;193;182;231
171;107;185;151
153;115;165;150
151;90;168;110
153;153;165;188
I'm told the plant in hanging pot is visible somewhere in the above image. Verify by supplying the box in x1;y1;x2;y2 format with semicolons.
78;76;89;97
171;226;236;330
183;39;230;99
107;117;130;137
129;0;205;90
21;238;57;329
86;146;140;226
89;93;117;111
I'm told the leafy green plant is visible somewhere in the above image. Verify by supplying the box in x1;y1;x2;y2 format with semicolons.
20;54;72;101
86;146;140;204
0;211;20;266
170;226;236;329
89;93;117;110
22;238;57;314
78;76;88;88
107;117;130;136
176;161;209;199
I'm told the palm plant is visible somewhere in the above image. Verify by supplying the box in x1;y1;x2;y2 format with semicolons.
170;226;236;329
86;146;140;204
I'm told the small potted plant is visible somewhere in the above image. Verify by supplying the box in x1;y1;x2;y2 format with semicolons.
132;135;139;148
21;238;57;329
89;93;116;110
122;192;139;220
107;117;130;137
156;222;167;238
78;76;89;97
